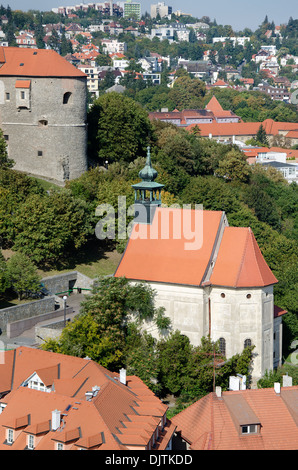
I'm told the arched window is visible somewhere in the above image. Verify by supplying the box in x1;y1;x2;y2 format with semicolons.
244;338;252;349
63;92;72;104
219;337;226;356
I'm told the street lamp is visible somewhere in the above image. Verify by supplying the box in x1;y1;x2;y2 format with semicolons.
63;295;67;328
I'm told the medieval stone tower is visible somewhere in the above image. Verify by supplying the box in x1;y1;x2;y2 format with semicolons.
0;47;88;183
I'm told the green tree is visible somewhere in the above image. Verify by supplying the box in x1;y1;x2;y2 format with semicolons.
256;124;269;145
6;252;40;300
214;148;252;183
0;129;14;169
42;277;169;370
87;92;153;165
12;190;93;267
0;251;10;297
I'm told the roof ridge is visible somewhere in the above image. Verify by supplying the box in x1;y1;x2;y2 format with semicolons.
234;227;250;288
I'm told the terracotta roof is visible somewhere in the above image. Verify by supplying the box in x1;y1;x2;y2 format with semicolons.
15;79;31;88
0;347;174;450
205;95;224;113
172;386;298;450
210;227;278;288
115;207;225;286
0;47;86;78
186;119;298;137
115;208;276;289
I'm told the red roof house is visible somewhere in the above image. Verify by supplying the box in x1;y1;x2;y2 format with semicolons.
172;385;298;450
0;347;175;450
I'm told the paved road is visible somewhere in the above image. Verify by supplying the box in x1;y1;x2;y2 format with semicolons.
0;293;87;350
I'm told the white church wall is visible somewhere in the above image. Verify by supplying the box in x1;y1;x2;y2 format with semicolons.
131;280;276;380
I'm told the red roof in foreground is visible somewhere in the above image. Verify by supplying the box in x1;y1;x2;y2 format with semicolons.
172;386;298;450
0;347;174;450
0;47;86;78
115;208;277;288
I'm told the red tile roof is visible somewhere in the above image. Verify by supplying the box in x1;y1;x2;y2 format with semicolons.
210;227;278;288
115;208;225;286
0;347;174;450
0;47;86;78
172;386;298;450
185;119;298;137
115;208;276;288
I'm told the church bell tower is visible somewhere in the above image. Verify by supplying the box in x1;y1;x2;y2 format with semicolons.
132;147;164;224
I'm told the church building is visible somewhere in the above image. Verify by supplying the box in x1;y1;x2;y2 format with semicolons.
114;149;287;381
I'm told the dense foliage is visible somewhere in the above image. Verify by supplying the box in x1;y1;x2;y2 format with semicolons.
42;277;254;407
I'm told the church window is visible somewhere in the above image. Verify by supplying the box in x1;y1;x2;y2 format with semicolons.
63;92;72;104
221;293;225;298
38;150;43;157
246;294;251;299
5;92;10;100
219;337;226;356
21;91;25;99
244;338;252;349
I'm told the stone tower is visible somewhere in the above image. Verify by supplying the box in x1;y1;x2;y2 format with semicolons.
0;47;88;184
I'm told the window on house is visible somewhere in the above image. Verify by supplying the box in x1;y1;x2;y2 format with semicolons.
57;442;64;450
28;434;34;450
21;91;25;99
7;429;13;444
244;338;252;349
38;150;43;157
219;337;226;356
241;424;258;434
5;92;10;100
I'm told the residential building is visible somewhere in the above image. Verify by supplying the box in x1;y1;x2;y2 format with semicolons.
0;347;175;450
122;0;141;19
150;2;172;18
257;82;290;102
185;118;298;147
172;383;298;450
100;39;127;54
114;150;286;381
261;160;298;183
212;37;250;47
15;31;37;48
150;26;176;42
148;96;241;126
0;47;88;183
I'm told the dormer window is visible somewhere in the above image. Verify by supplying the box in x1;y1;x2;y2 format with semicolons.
241;424;258;434
28;434;35;449
7;428;14;444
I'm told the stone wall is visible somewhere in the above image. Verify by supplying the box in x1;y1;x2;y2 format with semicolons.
42;271;94;296
7;306;73;339
0;295;56;334
0;76;87;183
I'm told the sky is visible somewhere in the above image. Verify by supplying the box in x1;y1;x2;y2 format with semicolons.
4;0;298;31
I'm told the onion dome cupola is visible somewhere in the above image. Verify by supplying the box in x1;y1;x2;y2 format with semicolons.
132;146;164;224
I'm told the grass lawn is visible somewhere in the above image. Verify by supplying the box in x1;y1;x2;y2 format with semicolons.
37;241;123;280
2;239;123;282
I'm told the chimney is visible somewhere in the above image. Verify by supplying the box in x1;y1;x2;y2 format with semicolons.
215;386;222;398
51;410;61;431
119;368;126;385
282;374;292;387
274;382;281;394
